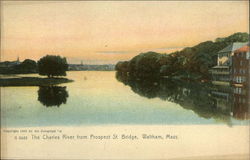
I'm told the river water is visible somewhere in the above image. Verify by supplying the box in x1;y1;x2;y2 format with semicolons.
1;71;249;127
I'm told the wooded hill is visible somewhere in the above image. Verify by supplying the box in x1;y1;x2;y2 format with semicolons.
115;32;249;80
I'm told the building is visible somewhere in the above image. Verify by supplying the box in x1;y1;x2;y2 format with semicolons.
232;45;250;86
231;44;250;120
210;42;249;120
211;42;248;85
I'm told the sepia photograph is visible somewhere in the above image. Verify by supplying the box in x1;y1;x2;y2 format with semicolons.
1;1;249;159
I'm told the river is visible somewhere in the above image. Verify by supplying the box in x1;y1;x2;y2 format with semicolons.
1;71;249;127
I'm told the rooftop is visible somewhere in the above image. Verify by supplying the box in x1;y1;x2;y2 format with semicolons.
234;44;250;53
218;42;248;54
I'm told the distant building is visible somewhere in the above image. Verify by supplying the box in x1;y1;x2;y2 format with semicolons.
0;56;21;67
12;56;21;65
68;64;115;71
211;42;248;85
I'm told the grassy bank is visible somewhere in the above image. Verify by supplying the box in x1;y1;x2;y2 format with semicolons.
0;77;73;86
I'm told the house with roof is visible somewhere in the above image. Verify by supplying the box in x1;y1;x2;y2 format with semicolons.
211;42;248;86
210;42;249;119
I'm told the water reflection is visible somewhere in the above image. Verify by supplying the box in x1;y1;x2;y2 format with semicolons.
116;72;250;123
38;86;69;107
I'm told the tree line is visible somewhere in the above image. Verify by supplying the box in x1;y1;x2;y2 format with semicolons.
115;32;249;80
0;55;68;78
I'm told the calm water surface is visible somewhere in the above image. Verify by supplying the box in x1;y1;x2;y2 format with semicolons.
1;71;249;127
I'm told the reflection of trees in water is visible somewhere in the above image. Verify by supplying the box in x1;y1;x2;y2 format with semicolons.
38;86;69;107
116;72;249;125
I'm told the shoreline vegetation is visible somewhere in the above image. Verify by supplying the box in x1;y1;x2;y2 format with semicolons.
0;77;73;86
115;32;249;82
0;55;72;86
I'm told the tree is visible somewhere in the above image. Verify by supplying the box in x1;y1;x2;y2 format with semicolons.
129;52;162;77
20;59;37;71
13;59;37;73
38;55;68;78
115;61;129;72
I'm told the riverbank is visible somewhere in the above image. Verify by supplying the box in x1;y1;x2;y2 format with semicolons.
0;77;73;86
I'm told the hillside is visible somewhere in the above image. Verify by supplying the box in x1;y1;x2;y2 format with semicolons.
115;32;249;80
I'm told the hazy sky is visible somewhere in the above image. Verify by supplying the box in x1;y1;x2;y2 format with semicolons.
1;1;249;64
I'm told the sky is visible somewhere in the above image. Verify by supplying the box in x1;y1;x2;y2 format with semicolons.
1;1;249;64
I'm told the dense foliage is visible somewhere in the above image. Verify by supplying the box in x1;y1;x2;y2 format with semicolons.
115;32;249;80
15;59;37;72
38;55;68;78
0;59;37;74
